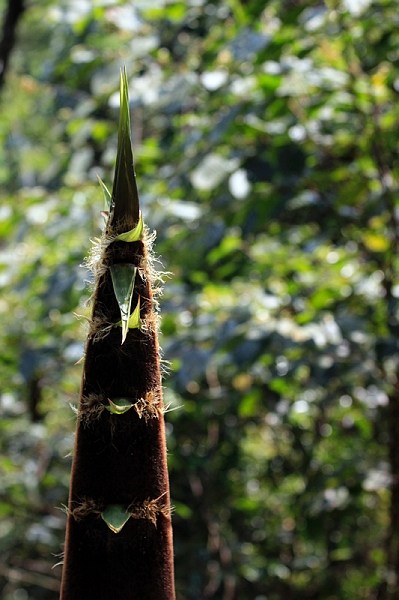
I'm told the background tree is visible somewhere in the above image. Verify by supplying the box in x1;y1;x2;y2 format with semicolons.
0;1;398;599
0;0;25;90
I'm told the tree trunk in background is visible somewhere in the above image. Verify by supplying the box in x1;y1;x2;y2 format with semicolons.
379;201;399;600
60;71;175;600
0;0;25;89
387;380;399;600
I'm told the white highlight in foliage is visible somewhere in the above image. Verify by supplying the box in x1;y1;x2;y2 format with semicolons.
342;0;372;15
292;400;309;414
190;154;239;191
106;5;142;32
0;205;11;221
262;60;281;75
230;76;257;97
288;125;306;142
324;486;349;508
229;169;251;199
162;200;202;222
363;466;391;491
200;69;228;91
70;45;96;64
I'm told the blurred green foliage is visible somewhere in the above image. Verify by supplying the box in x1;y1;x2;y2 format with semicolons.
1;0;399;599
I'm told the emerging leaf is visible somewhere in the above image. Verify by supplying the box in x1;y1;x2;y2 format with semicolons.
109;263;137;344
106;397;135;415
101;505;130;534
111;67;140;231
115;212;144;242
97;174;111;209
127;296;141;330
115;297;141;330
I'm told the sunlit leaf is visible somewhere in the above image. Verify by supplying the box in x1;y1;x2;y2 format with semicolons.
362;232;390;253
111;67;140;231
106;397;135;415
115;212;144;242
127;296;141;329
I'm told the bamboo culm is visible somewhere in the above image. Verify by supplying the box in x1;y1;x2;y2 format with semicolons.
60;69;175;600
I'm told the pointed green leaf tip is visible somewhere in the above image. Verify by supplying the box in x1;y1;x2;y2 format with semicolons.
106;397;135;415
115;296;141;331
102;505;130;533
115;212;144;242
111;67;140;231
109;263;137;344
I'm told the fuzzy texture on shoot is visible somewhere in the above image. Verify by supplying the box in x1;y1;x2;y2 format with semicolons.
60;69;175;600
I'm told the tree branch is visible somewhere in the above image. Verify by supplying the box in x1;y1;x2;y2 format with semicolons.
0;0;25;90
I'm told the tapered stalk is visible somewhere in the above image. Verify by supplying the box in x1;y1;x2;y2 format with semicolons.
60;70;175;600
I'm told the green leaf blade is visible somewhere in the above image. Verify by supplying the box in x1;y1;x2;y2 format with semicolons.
127;296;141;330
97;174;111;208
106;397;135;415
101;505;130;534
115;212;144;242
109;263;137;344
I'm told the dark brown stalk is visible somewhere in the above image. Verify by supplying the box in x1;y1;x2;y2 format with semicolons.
60;71;175;600
370;113;399;600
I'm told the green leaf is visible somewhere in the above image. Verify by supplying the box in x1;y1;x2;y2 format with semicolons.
111;67;140;231
101;505;130;533
115;212;144;242
97;174;111;208
106;397;135;415
109;263;137;344
115;297;141;331
127;296;141;329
